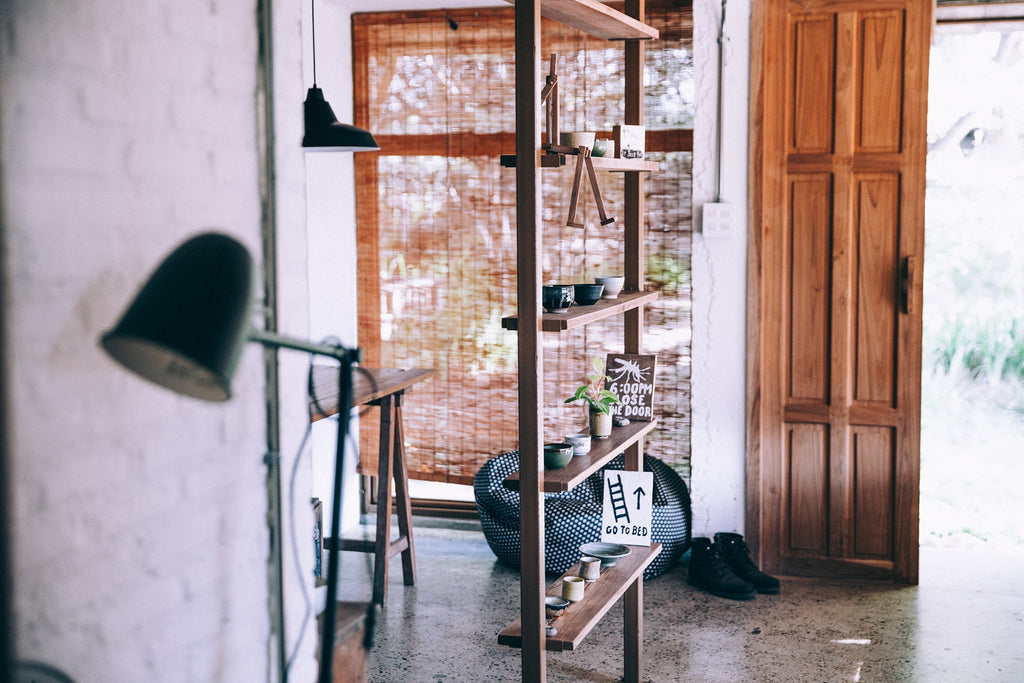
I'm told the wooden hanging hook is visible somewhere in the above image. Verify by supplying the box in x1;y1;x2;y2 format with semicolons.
566;145;588;227
541;54;559;150
585;152;615;226
566;145;615;228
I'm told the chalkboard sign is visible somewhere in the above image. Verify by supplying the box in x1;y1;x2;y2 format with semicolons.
605;354;656;421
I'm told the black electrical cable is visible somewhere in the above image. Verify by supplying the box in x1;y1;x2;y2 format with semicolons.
285;350;369;673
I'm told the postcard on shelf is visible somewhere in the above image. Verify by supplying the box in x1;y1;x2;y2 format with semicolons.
613;124;645;159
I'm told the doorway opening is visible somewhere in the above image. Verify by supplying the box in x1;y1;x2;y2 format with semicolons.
922;9;1024;553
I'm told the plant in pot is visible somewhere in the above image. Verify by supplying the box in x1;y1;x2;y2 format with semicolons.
565;356;620;439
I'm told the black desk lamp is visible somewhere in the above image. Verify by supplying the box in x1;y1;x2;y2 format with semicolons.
101;232;359;683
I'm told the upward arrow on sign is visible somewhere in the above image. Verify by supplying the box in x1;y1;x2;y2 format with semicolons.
633;487;646;508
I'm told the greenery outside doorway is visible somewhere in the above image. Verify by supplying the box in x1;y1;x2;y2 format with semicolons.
922;11;1024;551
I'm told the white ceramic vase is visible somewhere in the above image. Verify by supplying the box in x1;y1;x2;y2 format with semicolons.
589;409;612;439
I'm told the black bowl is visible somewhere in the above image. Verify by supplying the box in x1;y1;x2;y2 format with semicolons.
573;283;605;306
542;284;574;313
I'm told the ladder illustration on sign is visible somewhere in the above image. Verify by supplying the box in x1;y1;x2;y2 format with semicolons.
607;474;631;524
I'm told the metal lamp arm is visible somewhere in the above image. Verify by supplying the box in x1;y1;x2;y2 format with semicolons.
248;328;363;363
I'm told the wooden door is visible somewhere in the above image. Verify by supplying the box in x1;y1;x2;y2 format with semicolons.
750;0;932;583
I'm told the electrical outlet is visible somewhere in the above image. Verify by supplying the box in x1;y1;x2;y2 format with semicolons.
702;202;732;236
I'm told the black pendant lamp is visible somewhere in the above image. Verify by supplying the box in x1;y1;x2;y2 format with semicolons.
303;0;378;151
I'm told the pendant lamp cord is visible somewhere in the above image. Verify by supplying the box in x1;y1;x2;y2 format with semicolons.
714;0;727;202
311;0;318;86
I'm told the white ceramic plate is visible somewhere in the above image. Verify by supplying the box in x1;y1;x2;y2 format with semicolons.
579;542;631;567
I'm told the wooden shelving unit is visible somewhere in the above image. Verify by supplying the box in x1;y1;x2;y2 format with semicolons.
498;543;662;651
506;2;656;682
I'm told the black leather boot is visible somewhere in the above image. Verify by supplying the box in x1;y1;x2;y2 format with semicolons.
715;532;781;594
687;537;756;600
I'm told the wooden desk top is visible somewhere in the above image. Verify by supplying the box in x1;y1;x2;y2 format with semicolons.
309;366;436;421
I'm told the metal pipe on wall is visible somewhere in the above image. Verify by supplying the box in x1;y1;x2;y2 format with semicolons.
255;0;288;678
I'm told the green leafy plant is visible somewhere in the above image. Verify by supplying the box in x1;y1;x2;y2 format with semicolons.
565;356;620;415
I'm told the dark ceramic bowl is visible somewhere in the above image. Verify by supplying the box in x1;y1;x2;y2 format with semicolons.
542;284;574;313
544;442;574;469
573;283;605;306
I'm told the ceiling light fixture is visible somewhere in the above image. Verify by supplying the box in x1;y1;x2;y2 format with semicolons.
302;0;379;151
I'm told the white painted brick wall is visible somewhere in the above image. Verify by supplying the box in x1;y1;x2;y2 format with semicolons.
2;0;313;680
689;0;752;537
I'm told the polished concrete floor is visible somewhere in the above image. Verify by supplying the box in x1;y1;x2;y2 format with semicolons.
332;520;1024;682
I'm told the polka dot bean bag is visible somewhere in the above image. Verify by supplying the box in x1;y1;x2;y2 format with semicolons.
473;450;691;579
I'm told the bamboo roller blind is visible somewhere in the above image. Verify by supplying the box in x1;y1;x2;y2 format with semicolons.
353;1;693;486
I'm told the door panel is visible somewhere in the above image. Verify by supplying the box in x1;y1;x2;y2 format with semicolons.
786;424;829;555
751;0;930;583
852;427;895;559
853;174;899;405
790;16;835;153
858;12;904;152
788;175;832;402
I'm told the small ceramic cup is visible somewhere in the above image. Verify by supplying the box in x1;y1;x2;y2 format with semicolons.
579;556;601;581
598;139;616;157
564;433;591;455
562;576;586;602
545;595;570;619
560;131;596;149
594;275;625;299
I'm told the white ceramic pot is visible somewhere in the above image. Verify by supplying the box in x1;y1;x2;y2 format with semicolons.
594;275;625;299
560;131;596;149
589;409;612;439
565;432;591;455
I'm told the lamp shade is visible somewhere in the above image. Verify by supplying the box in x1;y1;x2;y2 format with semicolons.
302;86;379;151
100;232;255;401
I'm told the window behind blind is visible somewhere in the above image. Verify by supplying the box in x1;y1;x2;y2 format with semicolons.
353;2;693;486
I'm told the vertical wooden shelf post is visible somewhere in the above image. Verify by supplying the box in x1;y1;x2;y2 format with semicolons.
622;4;646;680
514;1;546;681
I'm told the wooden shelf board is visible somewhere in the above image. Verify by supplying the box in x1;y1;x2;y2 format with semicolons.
502;290;660;332
500;151;660;173
588;156;661;173
504;0;658;41
504;419;658;492
498;543;662;651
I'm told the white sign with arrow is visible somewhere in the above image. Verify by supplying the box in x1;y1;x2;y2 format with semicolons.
600;469;654;546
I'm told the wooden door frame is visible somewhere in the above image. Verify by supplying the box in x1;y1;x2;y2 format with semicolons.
746;0;930;582
746;0;768;575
